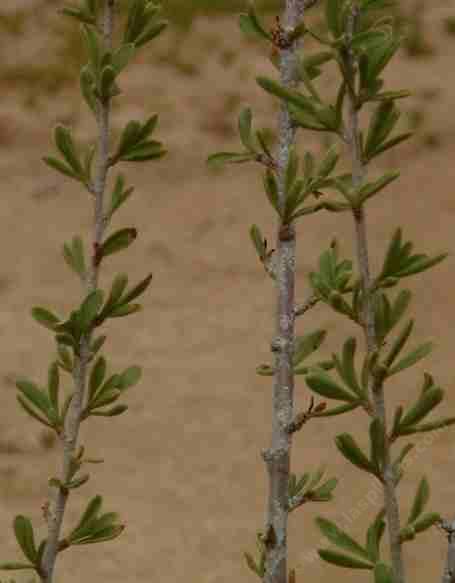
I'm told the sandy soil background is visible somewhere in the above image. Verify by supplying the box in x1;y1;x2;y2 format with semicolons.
0;1;454;582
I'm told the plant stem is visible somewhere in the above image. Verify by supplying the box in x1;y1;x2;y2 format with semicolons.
261;3;305;583
344;5;405;583
40;2;114;581
440;519;455;583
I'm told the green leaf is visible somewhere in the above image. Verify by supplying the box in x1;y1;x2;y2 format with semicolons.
356;171;400;205
73;524;125;544
89;389;121;410
391;405;404;438
365;35;401;87
298;58;323;102
316;145;339;179
263;169;281;216
90;335;106;358
390;289;412;328
207;152;255;167
318;548;374;569
13;516;37;564
54;125;84;176
374;562;394;583
383;319;414;369
0;562;36;570
370;89;411;103
16;395;53;428
380;293;411;341
289;106;328;132
364;101;399;159
111;43;136;74
313;402;360;417
295;473;310;494
99;273;129;320
90;404;129;417
110;174;135;216
257;77;318;114
61;5;96;24
57;344;73;372
338;337;363;396
369;418;385;471
100;65;117;99
316;517;370;560
387;342;433;377
306;371;358;402
55;333;78;351
238;107;256;152
325;0;344;38
118;366;142;390
335;433;377;474
300;51;333;74
244;551;262;576
397;417;455;436
67;473;90;490
116;120;141;157
124;0;146;43
80;65;97;115
303;151;315;182
351;29;389;51
307;465;326;491
312;105;339;131
135;21;168;47
31;307;60;330
108;303;141;318
379;227;403;279
293;330;327;366
60;393;74;424
407;477;429;524
100;228;137;259
82;24;101;71
79;289;104;331
43;156;79;179
412;512;441;533
120;140;166;162
120;273;153;305
311;477;338;501
70;495;103;540
63;236;86;280
399;387;443;428
48;361;60;413
16;380;53;421
394;253;448;278
239;2;272;41
366;133;413;161
285;147;299;194
250;224;266;260
89;356;107;401
366;510;386;563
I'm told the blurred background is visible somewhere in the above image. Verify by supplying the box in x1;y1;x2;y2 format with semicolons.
0;0;454;582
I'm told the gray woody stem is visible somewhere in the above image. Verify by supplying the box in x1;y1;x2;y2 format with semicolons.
441;519;455;583
261;2;306;583
345;5;405;583
40;2;114;581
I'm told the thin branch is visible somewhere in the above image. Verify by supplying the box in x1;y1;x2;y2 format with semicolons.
344;5;405;583
262;2;308;583
40;2;114;581
440;519;455;583
294;293;320;317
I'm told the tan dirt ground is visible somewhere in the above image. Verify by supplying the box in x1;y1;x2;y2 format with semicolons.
0;1;454;582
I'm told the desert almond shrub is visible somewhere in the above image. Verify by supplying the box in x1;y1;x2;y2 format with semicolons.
0;1;167;582
209;1;452;583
